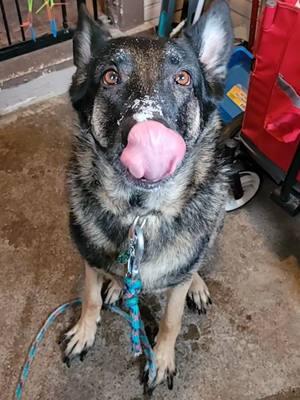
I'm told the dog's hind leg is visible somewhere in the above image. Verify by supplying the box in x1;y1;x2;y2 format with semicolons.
63;262;103;364
145;278;192;392
186;272;212;315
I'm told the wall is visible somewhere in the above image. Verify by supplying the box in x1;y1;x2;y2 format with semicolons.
144;0;184;24
144;0;253;40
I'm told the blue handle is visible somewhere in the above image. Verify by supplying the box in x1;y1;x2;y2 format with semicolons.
50;19;57;38
157;0;176;38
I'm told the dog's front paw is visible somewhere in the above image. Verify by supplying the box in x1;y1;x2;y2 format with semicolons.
61;319;98;366
187;273;212;315
143;341;177;394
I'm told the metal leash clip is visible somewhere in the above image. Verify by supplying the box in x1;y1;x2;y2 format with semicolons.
127;217;145;279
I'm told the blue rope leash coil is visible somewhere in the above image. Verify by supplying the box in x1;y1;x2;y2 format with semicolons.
15;218;157;400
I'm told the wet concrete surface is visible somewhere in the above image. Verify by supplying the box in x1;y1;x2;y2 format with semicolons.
0;96;299;400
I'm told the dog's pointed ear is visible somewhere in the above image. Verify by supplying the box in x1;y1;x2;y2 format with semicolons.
184;0;233;97
70;5;111;112
73;4;111;68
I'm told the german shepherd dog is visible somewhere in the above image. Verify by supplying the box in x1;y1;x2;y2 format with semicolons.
64;0;233;392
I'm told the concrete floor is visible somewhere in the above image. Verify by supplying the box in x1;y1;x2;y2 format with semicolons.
0;97;299;400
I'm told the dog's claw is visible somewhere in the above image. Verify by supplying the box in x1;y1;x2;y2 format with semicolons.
80;349;88;362
57;335;64;345
167;371;173;390
63;356;71;368
142;367;157;396
141;368;149;385
68;340;79;355
187;296;196;311
142;368;156;394
58;332;73;345
144;385;154;397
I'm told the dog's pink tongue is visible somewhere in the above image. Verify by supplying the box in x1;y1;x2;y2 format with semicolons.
120;121;186;182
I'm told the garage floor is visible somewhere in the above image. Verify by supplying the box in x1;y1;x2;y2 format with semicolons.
0;96;299;400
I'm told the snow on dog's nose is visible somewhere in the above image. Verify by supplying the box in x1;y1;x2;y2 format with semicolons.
120;121;186;182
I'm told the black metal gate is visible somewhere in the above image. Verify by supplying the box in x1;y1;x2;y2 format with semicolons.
0;0;100;62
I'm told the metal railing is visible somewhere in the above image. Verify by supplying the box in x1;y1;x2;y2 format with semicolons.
0;0;101;62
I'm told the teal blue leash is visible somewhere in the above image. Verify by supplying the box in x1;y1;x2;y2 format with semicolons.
15;217;157;400
15;299;82;400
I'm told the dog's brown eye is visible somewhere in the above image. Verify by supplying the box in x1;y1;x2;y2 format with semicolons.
175;71;191;86
103;70;120;85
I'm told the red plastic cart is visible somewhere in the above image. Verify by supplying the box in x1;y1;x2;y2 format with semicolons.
241;0;300;215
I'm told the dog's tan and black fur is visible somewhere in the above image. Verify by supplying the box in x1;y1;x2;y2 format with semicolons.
64;0;232;391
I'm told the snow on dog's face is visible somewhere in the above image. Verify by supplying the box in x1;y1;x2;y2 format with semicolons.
70;1;232;190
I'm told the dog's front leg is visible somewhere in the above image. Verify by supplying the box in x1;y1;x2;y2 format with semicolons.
146;278;192;392
63;262;103;364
